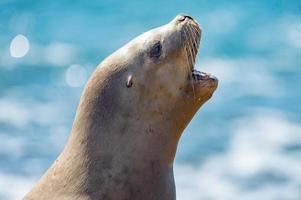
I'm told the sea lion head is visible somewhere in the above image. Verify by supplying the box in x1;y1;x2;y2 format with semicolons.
76;14;218;165
23;14;218;200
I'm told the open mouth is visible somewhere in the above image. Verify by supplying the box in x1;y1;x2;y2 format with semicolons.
182;18;217;83
192;69;217;82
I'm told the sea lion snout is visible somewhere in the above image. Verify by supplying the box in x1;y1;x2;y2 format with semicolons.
174;13;200;29
176;13;194;22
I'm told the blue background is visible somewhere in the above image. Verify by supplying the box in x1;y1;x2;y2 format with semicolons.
0;0;301;199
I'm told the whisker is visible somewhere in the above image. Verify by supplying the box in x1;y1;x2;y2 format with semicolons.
183;30;193;76
190;26;200;50
192;25;201;37
182;28;191;69
186;26;197;67
180;29;191;79
183;27;197;100
188;26;200;63
187;26;198;66
183;27;195;70
184;45;196;100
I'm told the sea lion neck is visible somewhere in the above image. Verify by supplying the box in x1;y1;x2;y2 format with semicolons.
46;67;181;198
65;68;182;167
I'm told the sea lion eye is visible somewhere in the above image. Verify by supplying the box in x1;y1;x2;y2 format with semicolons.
149;42;162;58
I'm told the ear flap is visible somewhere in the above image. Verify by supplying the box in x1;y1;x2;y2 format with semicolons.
126;75;133;88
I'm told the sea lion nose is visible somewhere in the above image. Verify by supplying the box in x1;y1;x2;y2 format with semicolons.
176;14;194;22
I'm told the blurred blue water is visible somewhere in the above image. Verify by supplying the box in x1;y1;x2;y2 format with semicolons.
0;0;301;199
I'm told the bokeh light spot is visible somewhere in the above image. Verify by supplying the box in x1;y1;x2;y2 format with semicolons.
65;64;88;87
9;34;30;58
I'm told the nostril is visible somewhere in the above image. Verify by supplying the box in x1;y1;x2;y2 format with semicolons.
184;15;193;20
177;14;194;22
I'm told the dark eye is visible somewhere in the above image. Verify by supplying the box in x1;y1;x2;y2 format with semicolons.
149;42;162;58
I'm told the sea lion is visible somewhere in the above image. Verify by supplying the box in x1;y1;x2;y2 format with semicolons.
24;14;218;200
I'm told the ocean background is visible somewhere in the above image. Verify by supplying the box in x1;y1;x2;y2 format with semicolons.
1;0;301;199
